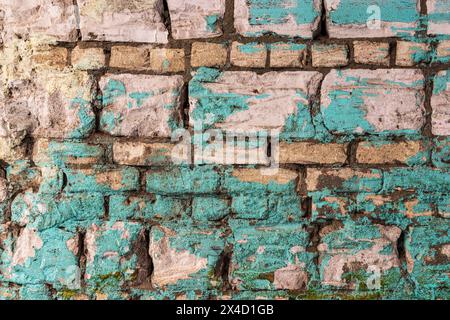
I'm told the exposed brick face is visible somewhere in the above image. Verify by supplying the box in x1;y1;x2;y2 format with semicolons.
0;0;448;301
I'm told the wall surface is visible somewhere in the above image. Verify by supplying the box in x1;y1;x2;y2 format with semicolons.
0;0;449;300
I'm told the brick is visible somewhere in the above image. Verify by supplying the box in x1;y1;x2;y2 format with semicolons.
353;41;390;66
229;223;315;291
436;194;449;218
167;0;226;39
149;225;225;291
11;191;104;230
396;41;430;66
306;168;383;193
109;46;152;70
324;0;420;38
434;40;450;64
32;47;68;70
234;0;322;38
0;138;27;163
0;69;95;139
383;167;450;193
279;142;348;164
405;220;450;298
149;48;185;73
318;221;402;290
320;69;426;136
6;164;63;195
33;139;106;167
189;68;322;140
191;42;228;68
230;42;267;68
311;193;354;220
269;43;307;68
84;222;146;286
311;44;349;67
113;141;188;166
71;47;106;70
146;166;221;195
224;168;298;193
109;195;189;221
0;0;78;42
4;227;80;288
356;141;428;165
431;70;450;136
78;0;168;43
432;137;450;168
99;74;184;138
192;197;230;221
427;0;450;35
64;166;140;194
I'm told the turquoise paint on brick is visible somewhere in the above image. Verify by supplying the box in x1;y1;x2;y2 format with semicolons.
192;197;229;221
68;97;96;139
382;167;450;193
432;137;450;168
128;92;153;108
205;14;219;32
433;70;450;95
102;79;126;105
237;42;266;54
41;141;104;168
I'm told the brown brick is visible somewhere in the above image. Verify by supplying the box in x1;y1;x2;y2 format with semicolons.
396;41;430;66
32;47;68;70
279;142;348;164
230;42;267;68
353;41;390;66
109;46;152;70
270;43;307;68
150;48;185;73
312;44;349;67
357;141;427;164
191;42;228;67
71;47;106;70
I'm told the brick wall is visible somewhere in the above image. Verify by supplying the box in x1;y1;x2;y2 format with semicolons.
0;0;449;300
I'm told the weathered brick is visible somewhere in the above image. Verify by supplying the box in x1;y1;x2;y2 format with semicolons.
432;137;450;168
324;0;421;38
383;168;450;193
434;40;450;64
191;42;228;68
318;221;402;290
192;197;230;222
405;220;450;298
33;139;106;167
356;141;428;165
189;68;322;140
149;224;225;291
230;42;267;68
71;47;106;70
149;48;185;73
229;223;315;291
396;41;430;66
84;222;146;287
431;70;450;136
99;74;184;138
167;0;226;39
32;47;68;70
311;193;354;220
427;0;450;35
113;141;188;166
0;138;27;163
110;195;189;221
6;163;63;195
64;166;140;194
306;168;383;193
320;69;426;136
78;0;168;43
109;46;152;70
0;0;78;42
311;44;349;67
146;166;221;195
353;41;390;66
279;142;348;164
269;43;307;68
1;69;96;139
234;0;322;38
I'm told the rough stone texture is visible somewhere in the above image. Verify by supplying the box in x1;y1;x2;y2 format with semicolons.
230;42;267;68
167;0;226;39
279;142;348;164
324;0;421;38
311;44;349;67
270;43;307;68
98;74;184;138
431;70;450;136
234;0;322;38
191;42;228;68
353;41;390;66
320;69;426;136
356;141;428;165
71;47;106;70
78;0;168;43
427;0;450;35
396;41;430;66
0;0;78;43
109;46;152;70
32;47;68;70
